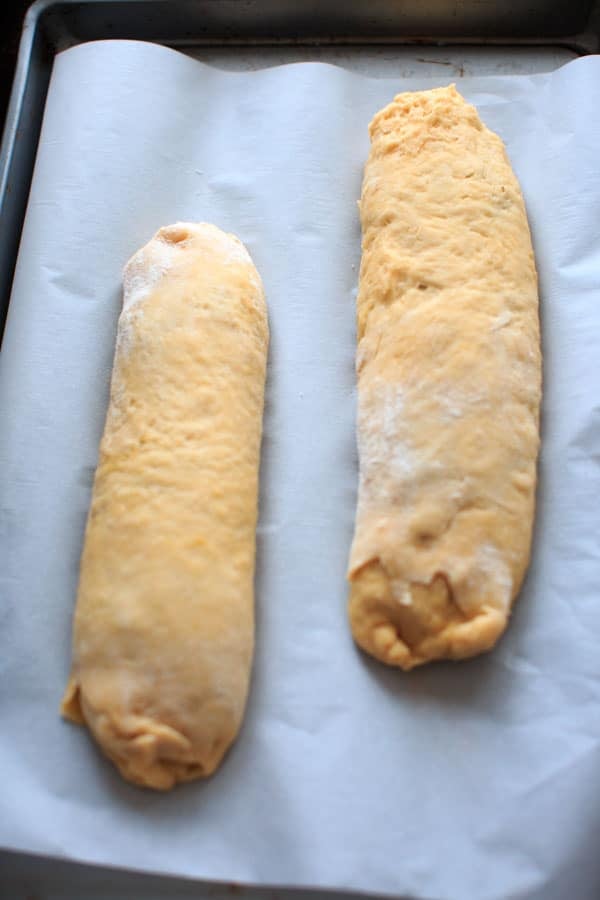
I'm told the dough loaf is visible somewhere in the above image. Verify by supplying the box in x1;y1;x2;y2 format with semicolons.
348;85;541;669
62;223;268;788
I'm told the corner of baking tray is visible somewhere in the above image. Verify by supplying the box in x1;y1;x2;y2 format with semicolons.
0;0;59;341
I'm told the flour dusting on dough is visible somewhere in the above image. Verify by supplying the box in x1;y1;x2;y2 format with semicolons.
358;381;415;503
490;310;513;331
394;582;413;607
118;223;260;358
436;392;463;421
474;542;513;610
123;239;178;312
197;224;253;267
434;381;487;424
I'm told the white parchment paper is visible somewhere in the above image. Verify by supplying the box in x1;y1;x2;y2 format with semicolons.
1;40;600;900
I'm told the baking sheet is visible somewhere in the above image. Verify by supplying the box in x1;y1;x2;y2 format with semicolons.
1;39;600;900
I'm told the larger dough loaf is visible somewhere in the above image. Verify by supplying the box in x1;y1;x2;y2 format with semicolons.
62;222;268;789
348;85;541;669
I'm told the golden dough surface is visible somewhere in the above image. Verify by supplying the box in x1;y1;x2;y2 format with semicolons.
62;222;268;789
348;85;541;669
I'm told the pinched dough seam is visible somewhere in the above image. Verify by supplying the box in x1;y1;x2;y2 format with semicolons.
348;556;507;671
62;678;229;790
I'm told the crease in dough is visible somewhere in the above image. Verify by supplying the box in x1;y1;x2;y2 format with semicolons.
348;85;541;670
62;222;268;788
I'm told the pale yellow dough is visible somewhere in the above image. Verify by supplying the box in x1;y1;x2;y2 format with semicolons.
62;223;268;789
348;85;541;670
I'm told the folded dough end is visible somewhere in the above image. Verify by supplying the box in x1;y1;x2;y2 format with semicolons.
61;677;238;790
349;559;507;670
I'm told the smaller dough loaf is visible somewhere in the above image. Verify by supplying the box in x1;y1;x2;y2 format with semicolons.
62;222;268;789
348;86;541;670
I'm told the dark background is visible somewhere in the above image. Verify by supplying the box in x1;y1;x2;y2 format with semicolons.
1;2;30;132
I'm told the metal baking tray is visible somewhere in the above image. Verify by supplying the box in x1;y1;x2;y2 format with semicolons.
1;1;599;897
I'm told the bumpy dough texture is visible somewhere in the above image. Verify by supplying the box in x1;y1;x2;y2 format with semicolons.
62;223;268;788
348;85;541;670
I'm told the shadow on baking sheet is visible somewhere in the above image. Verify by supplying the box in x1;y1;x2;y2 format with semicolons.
357;561;542;721
357;643;495;706
253;327;274;648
